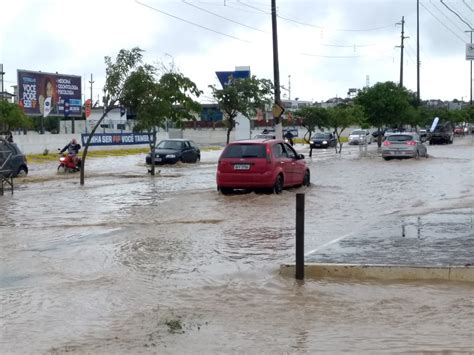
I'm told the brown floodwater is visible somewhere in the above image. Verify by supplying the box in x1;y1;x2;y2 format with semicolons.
1;137;473;353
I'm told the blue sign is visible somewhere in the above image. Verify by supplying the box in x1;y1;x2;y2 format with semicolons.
215;70;251;88
81;133;153;146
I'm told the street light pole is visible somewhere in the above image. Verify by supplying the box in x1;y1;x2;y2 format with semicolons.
271;0;283;139
417;0;420;104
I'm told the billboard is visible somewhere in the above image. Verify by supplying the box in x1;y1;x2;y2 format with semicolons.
17;70;82;117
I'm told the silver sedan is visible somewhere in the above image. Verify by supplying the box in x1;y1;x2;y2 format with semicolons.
382;133;428;160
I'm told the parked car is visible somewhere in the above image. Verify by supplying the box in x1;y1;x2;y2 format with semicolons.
145;139;200;165
309;132;337;149
216;139;310;194
0;138;28;177
348;129;372;145
381;133;428;160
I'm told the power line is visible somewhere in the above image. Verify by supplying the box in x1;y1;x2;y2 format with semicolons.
135;0;251;43
420;2;467;43
181;0;267;33
440;0;473;29
462;0;473;12
429;0;469;34
236;0;398;32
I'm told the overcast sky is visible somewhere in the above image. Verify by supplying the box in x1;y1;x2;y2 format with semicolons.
1;0;472;103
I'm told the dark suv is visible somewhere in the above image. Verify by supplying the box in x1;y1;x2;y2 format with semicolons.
0;138;28;177
429;122;454;145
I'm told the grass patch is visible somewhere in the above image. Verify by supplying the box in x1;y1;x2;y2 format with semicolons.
27;147;150;164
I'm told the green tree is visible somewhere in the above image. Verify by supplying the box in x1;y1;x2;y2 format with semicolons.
80;47;145;185
294;106;330;143
0;100;33;132
355;81;416;146
327;104;365;153
209;76;273;144
123;66;202;175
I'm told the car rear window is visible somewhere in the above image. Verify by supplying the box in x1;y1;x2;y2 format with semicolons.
387;135;413;142
221;144;266;158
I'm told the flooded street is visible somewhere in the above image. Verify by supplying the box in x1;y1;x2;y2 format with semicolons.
1;137;473;353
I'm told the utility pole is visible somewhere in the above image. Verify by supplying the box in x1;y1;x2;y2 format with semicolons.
89;74;94;108
467;31;473;106
417;0;420;104
0;64;4;99
396;16;408;88
271;0;283;139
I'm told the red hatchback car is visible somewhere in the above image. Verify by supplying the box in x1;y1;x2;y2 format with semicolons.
216;139;310;194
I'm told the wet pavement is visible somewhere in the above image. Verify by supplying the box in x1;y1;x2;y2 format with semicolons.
1;136;473;353
304;208;473;267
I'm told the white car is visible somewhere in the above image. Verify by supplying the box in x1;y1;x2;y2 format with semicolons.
348;129;372;145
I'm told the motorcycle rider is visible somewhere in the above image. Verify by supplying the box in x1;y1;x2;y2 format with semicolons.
60;138;81;169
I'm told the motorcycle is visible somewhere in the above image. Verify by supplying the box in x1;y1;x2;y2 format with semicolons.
57;149;81;173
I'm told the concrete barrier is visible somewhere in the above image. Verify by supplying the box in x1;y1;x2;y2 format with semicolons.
280;263;474;282
10;129;236;154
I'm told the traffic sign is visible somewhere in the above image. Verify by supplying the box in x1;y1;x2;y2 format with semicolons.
466;43;474;60
272;103;284;118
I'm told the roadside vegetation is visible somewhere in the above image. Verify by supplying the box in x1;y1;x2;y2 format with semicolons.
295;81;473;153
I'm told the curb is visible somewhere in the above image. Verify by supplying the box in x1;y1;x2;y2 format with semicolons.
280;263;474;282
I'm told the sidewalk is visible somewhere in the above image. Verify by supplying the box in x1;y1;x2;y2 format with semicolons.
281;208;474;282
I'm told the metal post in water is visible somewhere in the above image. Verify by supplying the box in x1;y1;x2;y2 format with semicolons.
296;193;305;280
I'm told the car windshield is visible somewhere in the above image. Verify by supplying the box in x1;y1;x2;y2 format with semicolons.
351;130;365;135
387;135;413;142
313;133;330;139
221;144;266;158
157;140;184;150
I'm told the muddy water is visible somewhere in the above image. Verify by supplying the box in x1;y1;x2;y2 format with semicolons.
1;138;473;353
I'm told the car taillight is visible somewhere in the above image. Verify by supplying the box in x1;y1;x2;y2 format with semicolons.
266;146;271;163
383;141;391;146
406;141;417;145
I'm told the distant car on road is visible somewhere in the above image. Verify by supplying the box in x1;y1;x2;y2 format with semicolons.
216;139;310;194
429;122;454;145
0;138;28;177
309;132;337;149
382;133;428;160
146;139;200;165
348;129;372;145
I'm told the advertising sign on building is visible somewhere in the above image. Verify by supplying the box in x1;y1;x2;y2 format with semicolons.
17;70;82;117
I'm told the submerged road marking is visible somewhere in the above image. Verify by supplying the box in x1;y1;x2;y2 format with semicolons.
305;233;353;257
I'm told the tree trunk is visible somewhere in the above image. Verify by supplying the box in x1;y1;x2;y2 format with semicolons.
377;127;383;147
150;129;157;176
226;127;231;145
80;106;114;185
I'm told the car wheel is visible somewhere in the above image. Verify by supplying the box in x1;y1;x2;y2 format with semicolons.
219;187;233;195
383;157;391;161
194;154;200;163
273;174;284;194
302;170;310;187
415;150;420;160
16;166;28;177
57;164;66;174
